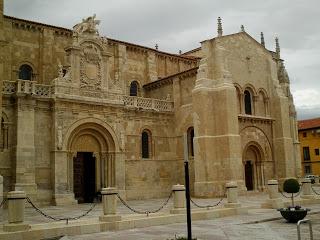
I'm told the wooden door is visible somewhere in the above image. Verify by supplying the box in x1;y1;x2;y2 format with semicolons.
74;153;85;203
245;161;254;191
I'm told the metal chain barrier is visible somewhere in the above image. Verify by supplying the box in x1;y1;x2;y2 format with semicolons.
116;191;172;216
311;185;320;195
278;183;302;199
26;197;97;224
0;198;7;208
190;188;227;209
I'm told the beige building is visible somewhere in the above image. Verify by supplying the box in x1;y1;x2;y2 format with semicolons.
0;1;301;205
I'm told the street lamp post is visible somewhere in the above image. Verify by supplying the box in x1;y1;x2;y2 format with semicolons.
184;133;192;240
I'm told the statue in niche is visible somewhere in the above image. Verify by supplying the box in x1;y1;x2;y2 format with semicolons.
73;14;100;35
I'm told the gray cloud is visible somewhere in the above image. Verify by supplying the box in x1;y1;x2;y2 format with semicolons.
4;0;320;119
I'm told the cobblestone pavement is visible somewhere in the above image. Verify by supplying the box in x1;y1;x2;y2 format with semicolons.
1;191;320;239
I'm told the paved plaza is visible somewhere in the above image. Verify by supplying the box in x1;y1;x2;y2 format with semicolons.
1;192;320;239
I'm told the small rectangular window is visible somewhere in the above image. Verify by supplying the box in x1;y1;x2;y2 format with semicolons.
303;147;310;161
303;132;307;137
315;149;320;156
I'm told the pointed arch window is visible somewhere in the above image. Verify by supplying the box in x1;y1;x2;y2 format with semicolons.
19;64;33;80
141;130;151;158
244;90;252;115
187;127;194;157
130;81;139;96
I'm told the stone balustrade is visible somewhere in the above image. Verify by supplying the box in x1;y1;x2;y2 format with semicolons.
122;96;173;112
3;80;53;97
2;80;174;112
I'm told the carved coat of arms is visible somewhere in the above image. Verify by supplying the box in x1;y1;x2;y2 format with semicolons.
80;43;102;90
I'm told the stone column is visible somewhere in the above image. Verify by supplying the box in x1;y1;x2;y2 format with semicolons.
301;178;315;199
272;94;295;180
52;150;77;206
0;175;3;221
146;51;157;82
14;98;37;200
0;0;5;126
262;180;284;208
170;184;186;214
99;187;121;222
224;182;241;208
3;191;30;232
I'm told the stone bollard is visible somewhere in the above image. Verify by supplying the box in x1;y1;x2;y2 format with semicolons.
170;184;186;214
315;175;320;185
301;178;315;199
261;180;284;208
0;175;3;221
3;191;30;232
99;187;121;222
224;181;241;208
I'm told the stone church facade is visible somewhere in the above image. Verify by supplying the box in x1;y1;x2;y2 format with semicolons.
0;1;301;205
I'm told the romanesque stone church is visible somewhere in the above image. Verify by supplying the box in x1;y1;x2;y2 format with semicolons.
0;0;301;205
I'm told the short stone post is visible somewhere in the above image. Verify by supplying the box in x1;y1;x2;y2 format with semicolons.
0;175;3;221
3;191;30;232
170;184;186;214
315;175;320;184
301;178;315;199
224;181;241;208
261;180;284;208
99;187;121;222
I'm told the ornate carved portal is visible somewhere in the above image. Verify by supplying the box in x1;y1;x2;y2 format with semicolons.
66;123;116;203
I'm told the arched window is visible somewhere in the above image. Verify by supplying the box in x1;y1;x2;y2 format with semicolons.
244;90;252;115
130;81;139;96
141;130;151;158
18;64;33;80
187;127;194;157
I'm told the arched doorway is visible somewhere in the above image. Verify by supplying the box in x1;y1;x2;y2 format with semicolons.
244;160;254;190
243;144;264;191
67;122;116;203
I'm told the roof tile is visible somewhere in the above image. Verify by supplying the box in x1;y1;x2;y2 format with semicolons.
298;117;320;130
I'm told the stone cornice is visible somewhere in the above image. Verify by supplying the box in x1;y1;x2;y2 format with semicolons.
238;114;274;124
143;67;199;91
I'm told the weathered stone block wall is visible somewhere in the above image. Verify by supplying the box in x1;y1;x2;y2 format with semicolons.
144;84;173;100
220;33;272;99
125;159;185;199
34;101;52;204
0;97;16;193
180;76;196;106
3;17;72;84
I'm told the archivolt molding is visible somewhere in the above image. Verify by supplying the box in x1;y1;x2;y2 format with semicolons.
63;117;119;152
240;126;272;162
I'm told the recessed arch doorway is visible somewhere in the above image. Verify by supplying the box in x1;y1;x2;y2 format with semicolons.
66;122;116;203
243;143;265;191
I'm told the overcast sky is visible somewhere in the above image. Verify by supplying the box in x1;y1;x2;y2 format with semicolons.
4;0;320;120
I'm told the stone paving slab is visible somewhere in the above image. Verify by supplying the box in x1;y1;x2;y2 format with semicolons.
2;192;320;239
66;212;320;240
